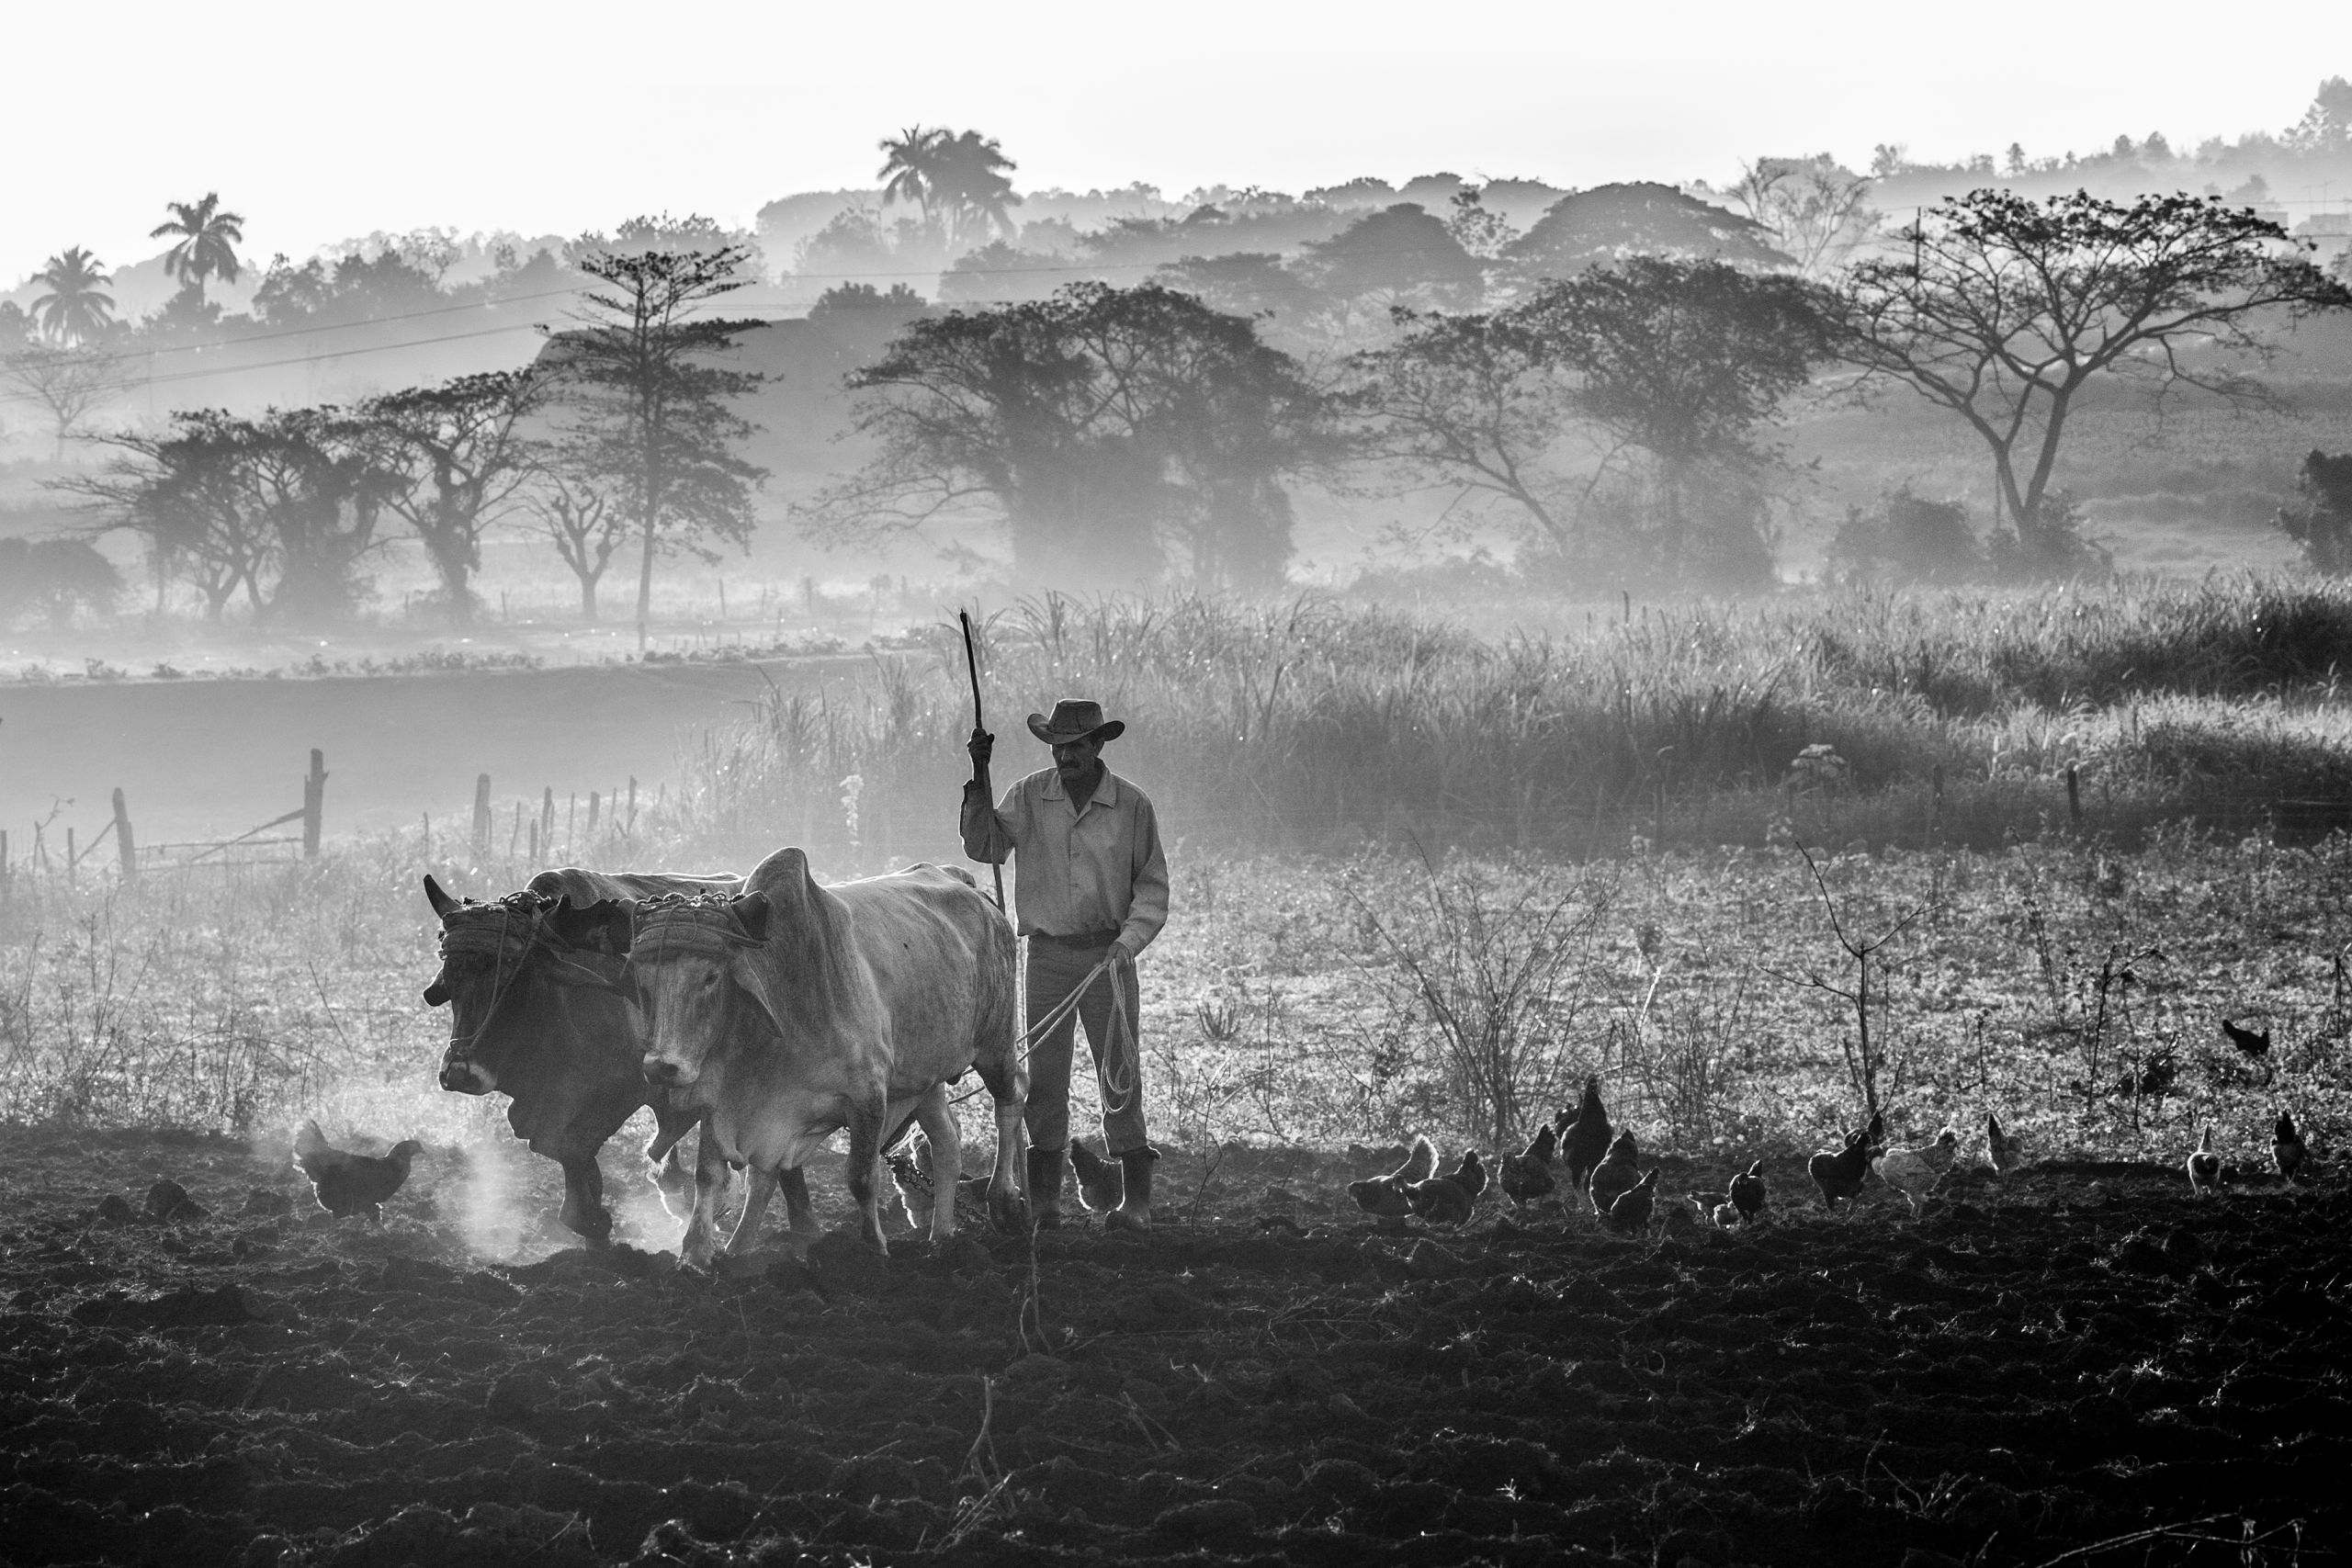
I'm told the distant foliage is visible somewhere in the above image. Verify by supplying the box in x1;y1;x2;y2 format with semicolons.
1826;488;1984;584
2275;449;2352;576
0;537;120;627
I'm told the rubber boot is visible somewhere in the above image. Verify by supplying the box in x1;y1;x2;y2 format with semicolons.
1026;1146;1068;1231
1106;1146;1159;1232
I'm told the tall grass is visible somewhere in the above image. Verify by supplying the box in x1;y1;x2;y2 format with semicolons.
674;577;2352;863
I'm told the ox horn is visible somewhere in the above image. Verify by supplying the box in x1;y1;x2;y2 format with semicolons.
424;874;458;919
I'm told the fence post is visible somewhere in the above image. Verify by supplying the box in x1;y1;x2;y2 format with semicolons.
540;788;554;851
2065;764;2081;828
2;829;10;911
471;774;492;862
587;791;600;838
302;750;327;858
113;788;137;883
66;828;76;890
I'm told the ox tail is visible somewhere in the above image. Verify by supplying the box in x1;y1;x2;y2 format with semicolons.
971;912;1024;1106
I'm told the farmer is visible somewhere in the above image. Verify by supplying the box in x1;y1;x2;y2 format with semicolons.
962;698;1169;1231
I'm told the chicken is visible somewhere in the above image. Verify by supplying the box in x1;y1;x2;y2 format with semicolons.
1406;1151;1485;1225
2272;1111;2307;1183
1606;1169;1657;1234
2222;1017;2271;1060
1984;1111;2021;1177
1348;1135;1437;1219
294;1121;421;1222
885;1145;990;1233
1687;1191;1737;1228
1067;1142;1125;1214
1872;1129;1960;1216
1587;1129;1641;1216
1555;1076;1613;1195
2187;1125;2222;1194
1498;1123;1557;1208
1727;1160;1767;1221
1806;1118;1880;1212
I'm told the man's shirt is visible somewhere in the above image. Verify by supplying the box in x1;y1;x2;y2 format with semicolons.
961;765;1170;956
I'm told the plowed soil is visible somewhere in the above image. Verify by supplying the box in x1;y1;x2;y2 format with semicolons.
2;1128;2344;1568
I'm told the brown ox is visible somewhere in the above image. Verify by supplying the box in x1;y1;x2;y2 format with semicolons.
623;851;1026;1258
422;867;839;1246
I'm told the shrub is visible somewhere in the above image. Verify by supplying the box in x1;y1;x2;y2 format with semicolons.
2274;449;2352;576
1826;487;1982;584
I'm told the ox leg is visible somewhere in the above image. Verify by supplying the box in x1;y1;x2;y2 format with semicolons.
776;1167;819;1250
912;1085;962;1243
557;1157;614;1247
680;1147;732;1272
845;1100;890;1254
726;1167;777;1256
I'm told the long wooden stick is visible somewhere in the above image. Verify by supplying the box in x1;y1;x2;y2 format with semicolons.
959;609;1008;913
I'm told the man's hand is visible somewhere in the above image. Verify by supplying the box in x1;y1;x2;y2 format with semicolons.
967;727;994;772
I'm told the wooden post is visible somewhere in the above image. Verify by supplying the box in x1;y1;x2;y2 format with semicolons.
471;774;492;861
626;777;638;836
66;828;76;889
565;794;577;853
1;829;10;911
540;787;555;847
112;788;136;883
2065;764;2081;827
1930;761;1945;840
528;819;540;863
302;749;327;858
509;802;523;862
587;791;600;838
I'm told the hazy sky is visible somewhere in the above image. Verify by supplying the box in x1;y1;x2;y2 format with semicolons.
9;0;2349;286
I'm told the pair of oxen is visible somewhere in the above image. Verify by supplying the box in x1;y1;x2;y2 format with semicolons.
421;848;1028;1265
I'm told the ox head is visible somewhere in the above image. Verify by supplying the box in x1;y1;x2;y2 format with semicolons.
622;892;775;1089
423;874;607;1094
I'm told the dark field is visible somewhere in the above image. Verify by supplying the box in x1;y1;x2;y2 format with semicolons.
1;1128;2341;1568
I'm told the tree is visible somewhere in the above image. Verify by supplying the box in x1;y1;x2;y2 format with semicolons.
150;193;246;303
1725;155;1877;277
1502;183;1789;285
525;474;628;620
1302;204;1485;341
2;343;118;457
551;244;767;644
78;407;398;623
876;127;1020;253
1827;190;2352;570
0;538;121;629
800;282;1336;589
2275;450;2352;575
1521;257;1828;581
362;369;554;622
1345;307;1579;540
29;247;116;345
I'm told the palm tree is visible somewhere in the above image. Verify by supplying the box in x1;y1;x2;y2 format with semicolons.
28;248;116;345
150;193;247;300
933;130;1020;250
877;127;950;228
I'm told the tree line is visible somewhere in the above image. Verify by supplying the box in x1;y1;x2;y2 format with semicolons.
67;243;768;638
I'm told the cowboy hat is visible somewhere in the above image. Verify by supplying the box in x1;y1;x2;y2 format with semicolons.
1026;698;1125;746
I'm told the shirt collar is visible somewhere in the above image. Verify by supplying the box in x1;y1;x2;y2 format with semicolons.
1042;766;1121;807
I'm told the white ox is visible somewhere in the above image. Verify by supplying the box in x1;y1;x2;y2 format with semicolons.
625;850;1027;1260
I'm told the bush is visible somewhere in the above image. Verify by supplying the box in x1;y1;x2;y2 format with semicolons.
2275;449;2352;576
0;537;121;629
1826;487;1982;584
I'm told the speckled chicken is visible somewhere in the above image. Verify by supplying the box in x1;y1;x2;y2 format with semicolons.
1348;1135;1437;1219
1984;1111;2021;1176
1872;1129;1960;1215
1587;1129;1641;1216
885;1143;989;1232
2273;1111;2307;1182
1555;1076;1612;1196
1498;1123;1557;1208
1406;1150;1487;1225
294;1121;420;1222
2187;1125;2222;1194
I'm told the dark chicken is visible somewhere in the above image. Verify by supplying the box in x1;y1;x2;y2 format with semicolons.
294;1121;421;1222
1555;1076;1612;1195
1727;1160;1767;1221
1606;1168;1657;1234
1067;1142;1126;1214
1498;1123;1557;1207
1805;1115;1882;1212
2187;1125;2222;1195
1348;1135;1436;1219
2222;1017;2271;1059
2273;1111;2307;1182
1587;1129;1641;1216
1406;1150;1486;1225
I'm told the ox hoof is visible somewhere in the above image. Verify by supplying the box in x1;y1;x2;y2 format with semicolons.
989;1189;1031;1235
